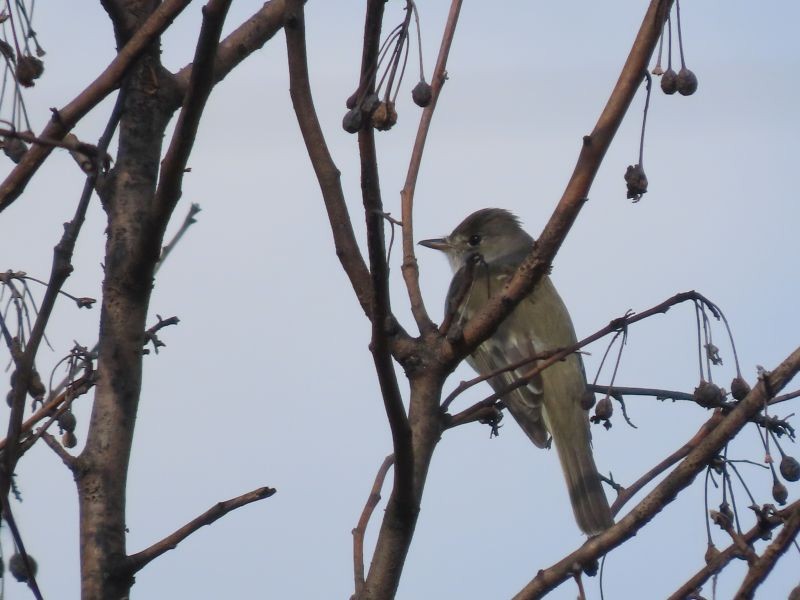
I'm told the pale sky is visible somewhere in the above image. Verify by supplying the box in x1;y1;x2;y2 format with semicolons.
1;2;799;599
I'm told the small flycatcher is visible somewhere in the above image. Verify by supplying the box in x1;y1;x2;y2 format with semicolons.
420;208;613;535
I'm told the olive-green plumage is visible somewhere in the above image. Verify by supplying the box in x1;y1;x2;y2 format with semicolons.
420;208;613;535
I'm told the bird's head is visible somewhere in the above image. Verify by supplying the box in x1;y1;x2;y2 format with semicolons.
419;208;533;272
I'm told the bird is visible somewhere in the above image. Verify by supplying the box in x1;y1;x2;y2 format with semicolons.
419;208;613;535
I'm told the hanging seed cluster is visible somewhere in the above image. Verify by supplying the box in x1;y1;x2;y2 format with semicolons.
343;0;430;134
652;0;697;97
625;0;698;202
0;4;45;164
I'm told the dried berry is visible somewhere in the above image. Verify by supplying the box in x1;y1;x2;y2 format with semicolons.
371;101;398;131
582;557;599;577
28;370;46;401
780;455;800;482
411;80;432;107
9;553;37;583
0;39;14;61
693;381;723;408
342;108;363;134
772;480;788;505
580;390;596;411
594;397;613;421
345;90;359;110
2;137;28;163
677;67;698;96
62;431;78;449
704;543;721;568
730;377;751;401
660;68;678;95
624;164;648;201
15;55;44;87
58;411;77;433
718;501;734;524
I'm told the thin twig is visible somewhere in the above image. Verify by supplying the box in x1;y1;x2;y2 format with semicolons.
734;501;800;599
152;0;231;223
0;0;193;212
123;486;276;574
399;0;464;333
0;492;44;600
667;502;794;600
353;455;394;597
513;344;800;599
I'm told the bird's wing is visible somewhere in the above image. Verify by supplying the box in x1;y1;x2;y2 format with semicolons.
458;263;551;448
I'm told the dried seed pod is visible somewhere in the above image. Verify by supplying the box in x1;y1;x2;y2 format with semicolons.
2;137;28;163
677;67;698;96
624;164;648;201
580;390;596;411
9;553;37;583
704;543;721;568
0;39;14;61
342;108;363;134
345;90;359;110
773;479;788;505
789;584;800;600
693;381;723;408
730;377;751;401
582;557;599;577
58;411;77;433
361;93;380;116
411;80;432;107
62;431;78;449
594;396;613;421
371;101;398;131
15;55;44;87
660;68;678;95
719;501;734;524
780;455;800;482
28;370;46;401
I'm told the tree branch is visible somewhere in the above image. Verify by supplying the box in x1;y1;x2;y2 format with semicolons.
734;502;800;599
399;0;464;333
123;486;276;574
512;345;800;599
153;0;232;223
667;501;796;600
283;0;375;319
355;0;415;511
0;0;192;213
173;0;289;101
446;0;674;366
1;92;123;493
353;454;394;598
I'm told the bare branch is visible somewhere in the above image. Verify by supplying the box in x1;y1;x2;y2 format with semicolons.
353;455;394;597
0;492;44;600
399;0;464;333
447;0;675;366
124;486;277;574
512;345;800;599
668;502;796;600
153;0;232;222
283;0;374;318
1;92;123;491
0;0;193;212
734;502;800;599
41;431;78;469
173;0;289;99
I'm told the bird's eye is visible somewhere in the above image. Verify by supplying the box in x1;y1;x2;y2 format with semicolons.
468;234;481;246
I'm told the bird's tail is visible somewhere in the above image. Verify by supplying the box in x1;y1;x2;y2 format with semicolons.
548;408;614;536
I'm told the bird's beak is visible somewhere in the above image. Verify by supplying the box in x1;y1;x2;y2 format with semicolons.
418;237;450;252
